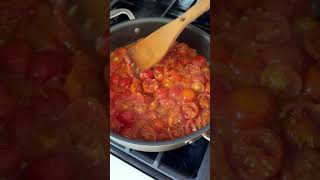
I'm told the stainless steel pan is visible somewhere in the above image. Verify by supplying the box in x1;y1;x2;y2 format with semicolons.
109;9;210;152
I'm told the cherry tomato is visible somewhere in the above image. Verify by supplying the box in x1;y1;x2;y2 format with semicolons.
28;50;69;83
140;69;154;80
168;112;183;128
305;65;320;101
64;59;104;100
198;94;210;109
181;88;196;102
281;101;320;149
191;81;205;92
0;39;32;77
176;43;190;57
110;75;120;85
120;127;136;139
169;86;182;99
0;83;16;118
130;78;142;93
110;119;123;133
170;127;185;138
230;128;283;180
119;77;131;88
153;66;164;81
184;119;197;134
167;71;182;81
155;88;168;100
152;119;165;132
182;102;199;119
195;109;210;130
304;27;320;61
110;43;210;141
224;87;277;129
159;98;176;109
142;79;159;93
260;64;302;99
23;155;78;180
193;55;207;67
117;110;135;125
137;125;156;141
162;78;174;88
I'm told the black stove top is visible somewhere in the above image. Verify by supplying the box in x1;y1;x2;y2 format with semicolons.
110;138;210;180
110;1;210;179
110;0;210;33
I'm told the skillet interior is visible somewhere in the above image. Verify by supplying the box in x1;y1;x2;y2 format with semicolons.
110;18;210;152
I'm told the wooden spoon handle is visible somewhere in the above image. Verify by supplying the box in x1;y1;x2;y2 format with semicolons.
161;0;210;40
128;0;210;70
175;0;210;26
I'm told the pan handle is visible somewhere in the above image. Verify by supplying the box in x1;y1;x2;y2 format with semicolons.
110;8;135;20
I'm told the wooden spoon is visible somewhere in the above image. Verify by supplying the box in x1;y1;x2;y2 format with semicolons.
127;0;210;71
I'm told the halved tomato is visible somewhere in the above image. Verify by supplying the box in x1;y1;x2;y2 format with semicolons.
281;100;320;149
142;79;159;93
182;102;199;119
117;110;136;125
224;87;277;129
181;88;196;102
230;128;283;180
137;125;156;141
260;64;302;99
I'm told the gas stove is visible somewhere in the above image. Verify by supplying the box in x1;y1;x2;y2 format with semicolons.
110;0;210;33
110;1;210;179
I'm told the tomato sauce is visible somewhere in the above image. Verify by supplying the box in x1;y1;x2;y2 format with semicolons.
0;1;106;179
110;43;210;141
214;1;320;180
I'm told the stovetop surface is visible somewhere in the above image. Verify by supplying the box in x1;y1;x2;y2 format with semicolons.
110;1;210;179
110;0;210;33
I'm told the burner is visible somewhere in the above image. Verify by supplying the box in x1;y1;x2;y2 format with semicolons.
161;139;208;177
